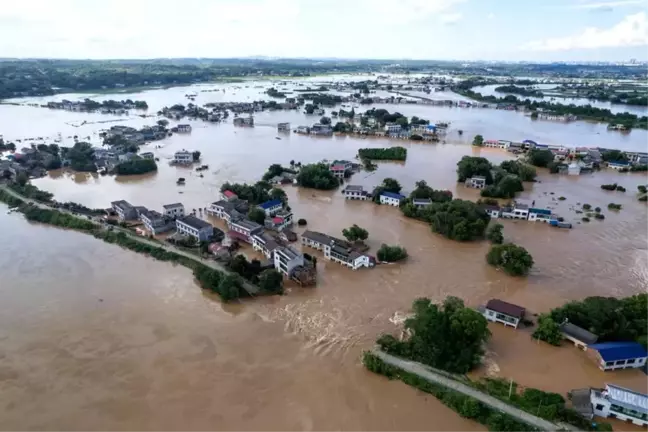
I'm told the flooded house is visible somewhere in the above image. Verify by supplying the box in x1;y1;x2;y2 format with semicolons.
559;322;598;350
173;150;193;165
175;215;214;241
301;230;373;270
587;342;648;371
465;176;486;189
482;299;526;329
257;199;283;216
342;185;368;200
277;122;290;132
140;209;175;234
162;203;185;219
251;232;280;259
228;218;264;243
379;191;405;207
273;246;305;277
590;384;648;427
412;198;432;208
111;200;138;221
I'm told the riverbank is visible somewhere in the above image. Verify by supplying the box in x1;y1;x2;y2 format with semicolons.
0;184;260;301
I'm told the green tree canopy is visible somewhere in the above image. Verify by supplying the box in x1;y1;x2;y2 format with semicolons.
457;156;493;183
419;199;490;241
486;223;504;244
377;297;491;373
472;134;484;146
342;224;368;242
377;244;408;262
486;243;534;276
527;149;554;168
296;163;339;190
247;207;266;224
259;269;284;294
532;314;563;346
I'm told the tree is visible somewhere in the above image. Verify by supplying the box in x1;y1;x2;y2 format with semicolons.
486;243;534;276
319;116;331;125
67;141;96;172
532;315;562;346
486;223;504;244
377;244;408;262
247;207;266;224
456;156;493;183
114;159;157;175
269;188;287;203
15;171;28;186
157;119;169;127
421;199;490;241
297;218;307;226
192;151;201;162
499;160;536;182
262;163;285;181
342;224;368;242
410;180;453;202
296;163;339;190
527;149;554;168
217;274;243;302
382;177;402;193
258;269;284;294
481;175;523;199
472;134;484;146
377;297;491;373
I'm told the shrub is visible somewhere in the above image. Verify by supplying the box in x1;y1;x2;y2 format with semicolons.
558;196;566;201
486;243;534;276
297;218;307;226
582;217;590;222
582;203;591;210
607;203;622;210
594;213;605;220
377;244;408;262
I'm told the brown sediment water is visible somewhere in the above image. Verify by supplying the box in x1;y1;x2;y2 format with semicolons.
1;78;647;430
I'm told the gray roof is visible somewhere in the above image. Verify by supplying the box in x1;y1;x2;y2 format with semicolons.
275;246;301;260
560;322;598;345
302;230;335;245
515;203;529;210
412;198;432;205
163;203;184;209
344;185;364;192
178;215;212;230
569;389;593;419
141;209;163;220
212;200;235;211
111;200;134;211
472;175;486;180
231;218;263;231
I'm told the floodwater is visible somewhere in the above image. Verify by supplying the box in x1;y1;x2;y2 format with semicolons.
1;77;648;430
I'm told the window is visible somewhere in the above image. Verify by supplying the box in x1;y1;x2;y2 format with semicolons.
605;361;613;366
595;404;605;411
626;358;635;364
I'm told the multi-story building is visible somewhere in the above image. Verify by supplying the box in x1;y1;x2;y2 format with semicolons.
265;210;293;231
233;116;254;126
258;199;283;216
162;203;185;219
228;218;264;243
301;230;373;270
111;200;138;221
379;191;405;207
528;207;552;222
501;203;530;220
175;215;214;241
483;205;502;218
173;150;193;164
140;210;174;234
385;123;402;135
277;122;290;132
465;176;487;189
251;232;280;259
273;246;304;277
590;385;648;427
329;164;347;179
343;185;368;200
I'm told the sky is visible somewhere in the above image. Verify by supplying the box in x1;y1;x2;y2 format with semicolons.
0;0;647;61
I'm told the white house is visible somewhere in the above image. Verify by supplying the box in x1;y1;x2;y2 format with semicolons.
301;230;373;271
251;233;280;259
175;215;214;241
177;124;192;132
587;342;648;371
140;210;174;234
502;203;530;220
162;203;185;219
379;191;405;207
412;198;432;208
607;161;631;170
258;199;283;216
228;218;264;243
568;162;582;176
483;205;501;218
110;200;138;221
591;385;648;427
385;123;402;135
277;122;290;132
528;207;552;222
273;246;304;277
174;150;193;164
482;299;526;329
559;322;598;350
343;185;368;200
465;176;486;189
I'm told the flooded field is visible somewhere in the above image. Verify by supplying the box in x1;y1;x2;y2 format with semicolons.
1;77;647;430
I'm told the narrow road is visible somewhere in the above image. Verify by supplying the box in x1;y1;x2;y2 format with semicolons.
1;184;259;295
372;349;566;431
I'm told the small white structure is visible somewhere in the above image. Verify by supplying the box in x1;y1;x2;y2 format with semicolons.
528;207;552;222
174;150;193;164
251;233;279;259
162;203;185;219
568;162;582;176
412;198;432;208
482;299;526;329
483;205;501;218
379;192;405;206
385;123;402;135
591;385;648;427
175;215;213;241
177;124;192;132
465;176;486;189
277;122;290;132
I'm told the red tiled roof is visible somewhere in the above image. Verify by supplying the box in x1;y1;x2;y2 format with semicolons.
330;164;345;171
223;190;236;198
227;230;250;243
272;216;284;224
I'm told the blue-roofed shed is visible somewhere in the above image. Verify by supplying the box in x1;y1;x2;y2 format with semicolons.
588;341;648;371
381;191;405;200
257;199;283;215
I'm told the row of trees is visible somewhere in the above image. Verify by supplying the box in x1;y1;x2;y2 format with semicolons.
357;146;407;161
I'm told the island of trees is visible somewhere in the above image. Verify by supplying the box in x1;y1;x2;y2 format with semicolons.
295;163;339;190
114;158;158;175
457;156;535;199
357;146;407;161
494;85;544;98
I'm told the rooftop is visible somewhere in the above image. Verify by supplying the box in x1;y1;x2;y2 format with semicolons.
381;191;405;200
559;322;598;345
589;341;648;362
485;299;526;318
529;208;551;215
330;164;346;171
178;215;212;230
515;203;529;210
223;190;237;199
211;200;235;210
302;230;334;245
111;200;134;211
259;199;283;210
472;175;486;180
275;245;301;260
412;198;432;204
605;384;648;413
163;203;184;209
344;185;364;192
231;218;263;231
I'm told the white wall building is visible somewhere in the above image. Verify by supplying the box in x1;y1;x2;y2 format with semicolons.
174;150;193;164
343;185;368;200
482;299;526;329
379;192;405;207
591;385;648;427
162;203;185;219
273;246;304;277
175;215;214;241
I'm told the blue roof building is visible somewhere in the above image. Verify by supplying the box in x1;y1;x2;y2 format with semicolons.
588;341;648;371
258;199;283;216
379;191;406;207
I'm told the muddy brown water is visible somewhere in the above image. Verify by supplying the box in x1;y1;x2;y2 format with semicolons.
1;80;648;430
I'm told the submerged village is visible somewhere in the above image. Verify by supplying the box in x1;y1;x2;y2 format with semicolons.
1;64;648;431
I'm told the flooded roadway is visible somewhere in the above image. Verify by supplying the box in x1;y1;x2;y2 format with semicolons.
1;78;647;430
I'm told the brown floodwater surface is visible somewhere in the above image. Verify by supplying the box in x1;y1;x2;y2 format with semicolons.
2;78;648;430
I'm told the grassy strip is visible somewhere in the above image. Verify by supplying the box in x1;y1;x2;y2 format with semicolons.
0;189;249;302
362;352;538;432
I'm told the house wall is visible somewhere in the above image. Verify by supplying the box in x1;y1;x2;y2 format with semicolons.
164;206;185;218
273;251;304;276
262;204;282;216
563;334;589;350
380;195;401;206
483;308;520;328
302;237;325;251
595;354;647;371
344;191;367;200
176;222;212;241
528;212;551;222
591;393;648;426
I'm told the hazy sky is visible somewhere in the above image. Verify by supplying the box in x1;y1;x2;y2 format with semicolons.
1;0;647;61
